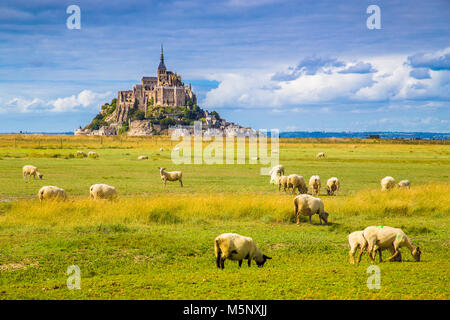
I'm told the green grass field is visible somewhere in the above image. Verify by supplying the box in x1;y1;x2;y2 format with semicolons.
0;135;449;299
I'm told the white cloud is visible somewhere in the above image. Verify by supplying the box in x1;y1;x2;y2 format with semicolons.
1;90;112;114
203;49;450;109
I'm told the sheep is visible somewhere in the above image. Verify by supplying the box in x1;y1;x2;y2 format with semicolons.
309;175;321;196
316;152;325;158
159;148;164;151
381;176;396;191
76;151;87;158
277;175;289;192
88;151;99;159
362;226;421;263
269;165;285;184
326;177;340;196
89;184;117;200
38;186;66;202
348;230;402;264
214;233;272;269
398;180;411;188
22;165;43;180
287;174;308;194
138;155;148;160
293;194;329;225
159;167;183;187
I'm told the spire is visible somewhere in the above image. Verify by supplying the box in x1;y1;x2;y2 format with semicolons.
158;43;166;70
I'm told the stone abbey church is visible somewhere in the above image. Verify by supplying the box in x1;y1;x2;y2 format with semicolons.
114;46;197;122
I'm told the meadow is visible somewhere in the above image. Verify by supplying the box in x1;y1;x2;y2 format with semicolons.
0;134;449;299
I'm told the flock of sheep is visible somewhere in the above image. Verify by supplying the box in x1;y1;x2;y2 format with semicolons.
21;149;421;270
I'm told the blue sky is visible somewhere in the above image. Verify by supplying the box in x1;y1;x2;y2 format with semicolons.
0;0;449;132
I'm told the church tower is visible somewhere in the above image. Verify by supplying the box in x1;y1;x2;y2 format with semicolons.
157;44;167;86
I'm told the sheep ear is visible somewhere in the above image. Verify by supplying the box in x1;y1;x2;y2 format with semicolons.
263;255;272;260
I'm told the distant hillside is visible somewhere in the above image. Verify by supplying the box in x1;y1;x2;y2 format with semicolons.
278;131;450;140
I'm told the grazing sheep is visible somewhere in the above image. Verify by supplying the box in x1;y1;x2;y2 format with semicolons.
362;226;421;263
277;175;289;192
138;155;148;160
89;184;117;200
22;165;43;180
159;148;164;151
287;174;308;194
38;186;66;202
159;167;183;187
316;152;325;158
348;230;402;264
326;177;340;196
398;180;411;188
293;194;329;225
269;165;285;184
88;151;99;159
309;175;321;196
381;176;396;191
214;233;272;269
76;151;87;158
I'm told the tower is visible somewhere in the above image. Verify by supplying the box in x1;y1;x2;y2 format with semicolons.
157;44;167;86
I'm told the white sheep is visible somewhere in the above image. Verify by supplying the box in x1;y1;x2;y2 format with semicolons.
316;152;325;158
214;233;272;269
159;167;183;187
23;165;43;180
88;151;99;159
362;226;421;263
326;177;340;196
138;155;148;160
398;180;411;188
309;175;321;196
293;194;329;225
38;186;66;202
269;165;285;184
89;184;117;200
287;174;308;194
76;151;87;158
159;148;164;151
348;230;402;264
381;176;396;191
277;175;289;192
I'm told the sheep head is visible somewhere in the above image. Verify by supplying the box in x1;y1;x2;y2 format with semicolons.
413;247;421;262
256;254;272;267
38;173;43;179
320;211;329;224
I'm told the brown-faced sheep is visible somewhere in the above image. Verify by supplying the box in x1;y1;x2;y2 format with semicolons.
381;176;396;191
398;180;411;188
214;233;272;269
326;177;340;195
293;194;329;225
348;230;402;264
287;174;308;194
23;165;43;180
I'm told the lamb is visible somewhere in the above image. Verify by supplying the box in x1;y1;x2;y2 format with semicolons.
89;184;117;200
76;151;87;158
22;165;43;180
381;176;396;191
88;151;99;159
214;233;272;269
348;230;402;264
362;226;421;263
398;180;411;188
293;194;329;225
287;174;308;194
316;152;325;158
269;165;285;184
277;175;289;192
326;177;340;196
159;167;183;187
38;186;67;202
309;175;321;196
138;155;148;160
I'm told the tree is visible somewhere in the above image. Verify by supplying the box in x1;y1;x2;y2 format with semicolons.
160;117;176;127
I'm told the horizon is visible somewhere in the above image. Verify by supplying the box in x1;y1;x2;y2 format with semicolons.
1;0;449;132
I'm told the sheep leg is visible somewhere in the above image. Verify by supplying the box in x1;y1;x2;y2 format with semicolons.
386;250;399;262
179;179;183;187
216;255;221;269
349;248;356;264
309;215;312;224
238;260;243;268
220;258;225;269
356;248;365;264
378;249;383;263
248;259;251;267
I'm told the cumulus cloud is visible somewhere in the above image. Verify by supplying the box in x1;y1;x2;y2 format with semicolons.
338;62;377;74
204;48;450;110
407;49;450;71
1;90;112;114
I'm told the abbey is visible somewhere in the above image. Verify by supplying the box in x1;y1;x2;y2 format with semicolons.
114;45;197;122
